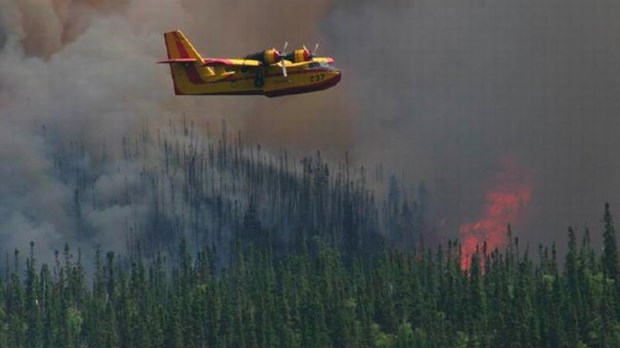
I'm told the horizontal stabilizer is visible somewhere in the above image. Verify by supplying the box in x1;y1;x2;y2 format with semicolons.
203;58;261;67
157;58;198;64
203;58;234;66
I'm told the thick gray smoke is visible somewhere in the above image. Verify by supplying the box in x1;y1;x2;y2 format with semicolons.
1;0;618;261
0;0;341;262
323;0;620;246
0;0;187;260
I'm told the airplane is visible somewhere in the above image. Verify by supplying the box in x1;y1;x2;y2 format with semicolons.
158;30;341;97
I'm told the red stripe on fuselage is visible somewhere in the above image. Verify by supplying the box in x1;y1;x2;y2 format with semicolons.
265;72;341;97
184;64;208;84
176;90;264;96
226;67;338;83
170;34;209;85
175;73;340;96
175;67;340;96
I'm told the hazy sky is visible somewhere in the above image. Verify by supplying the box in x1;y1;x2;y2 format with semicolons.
1;0;618;256
324;0;620;247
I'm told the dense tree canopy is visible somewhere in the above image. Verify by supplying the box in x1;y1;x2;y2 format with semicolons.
1;211;618;347
1;127;618;347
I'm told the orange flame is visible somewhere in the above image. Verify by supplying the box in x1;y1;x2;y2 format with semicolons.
459;160;532;269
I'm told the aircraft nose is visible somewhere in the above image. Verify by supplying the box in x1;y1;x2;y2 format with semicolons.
319;69;341;91
332;70;342;84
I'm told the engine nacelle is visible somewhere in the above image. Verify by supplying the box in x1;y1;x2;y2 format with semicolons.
245;48;281;65
283;48;312;63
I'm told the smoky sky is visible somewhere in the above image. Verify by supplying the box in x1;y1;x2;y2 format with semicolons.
0;0;184;259
322;0;620;246
0;0;346;261
0;0;618;259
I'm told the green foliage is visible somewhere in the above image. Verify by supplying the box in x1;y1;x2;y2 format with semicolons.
1;206;619;347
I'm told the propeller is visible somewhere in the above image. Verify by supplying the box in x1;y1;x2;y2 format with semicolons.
301;43;319;61
280;41;288;77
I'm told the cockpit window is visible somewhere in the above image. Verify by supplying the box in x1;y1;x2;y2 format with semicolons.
308;61;333;69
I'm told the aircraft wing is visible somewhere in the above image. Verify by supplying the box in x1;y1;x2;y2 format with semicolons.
203;58;261;67
285;57;336;68
158;58;261;67
313;57;335;64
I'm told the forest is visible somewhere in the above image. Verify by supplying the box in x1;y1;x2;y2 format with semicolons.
1;209;618;347
1;123;619;347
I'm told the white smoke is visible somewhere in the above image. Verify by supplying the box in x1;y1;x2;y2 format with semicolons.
0;0;344;262
0;0;187;259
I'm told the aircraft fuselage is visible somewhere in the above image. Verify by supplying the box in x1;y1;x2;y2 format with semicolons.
170;63;341;97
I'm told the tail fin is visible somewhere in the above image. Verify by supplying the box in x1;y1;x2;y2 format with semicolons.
160;30;207;95
163;30;204;63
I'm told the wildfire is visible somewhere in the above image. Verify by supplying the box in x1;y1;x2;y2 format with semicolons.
459;160;532;269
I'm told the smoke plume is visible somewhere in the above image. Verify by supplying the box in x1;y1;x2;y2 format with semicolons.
0;0;348;260
1;0;619;260
323;0;620;247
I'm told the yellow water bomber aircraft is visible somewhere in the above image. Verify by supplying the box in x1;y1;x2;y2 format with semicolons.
158;30;341;97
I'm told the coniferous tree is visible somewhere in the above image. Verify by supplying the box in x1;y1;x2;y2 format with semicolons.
25;242;41;348
602;203;618;279
1;203;619;347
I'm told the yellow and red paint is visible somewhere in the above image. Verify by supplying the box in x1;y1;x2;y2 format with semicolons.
284;48;313;63
246;48;282;65
158;30;341;97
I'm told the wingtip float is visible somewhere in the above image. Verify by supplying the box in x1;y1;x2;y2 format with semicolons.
158;30;341;97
